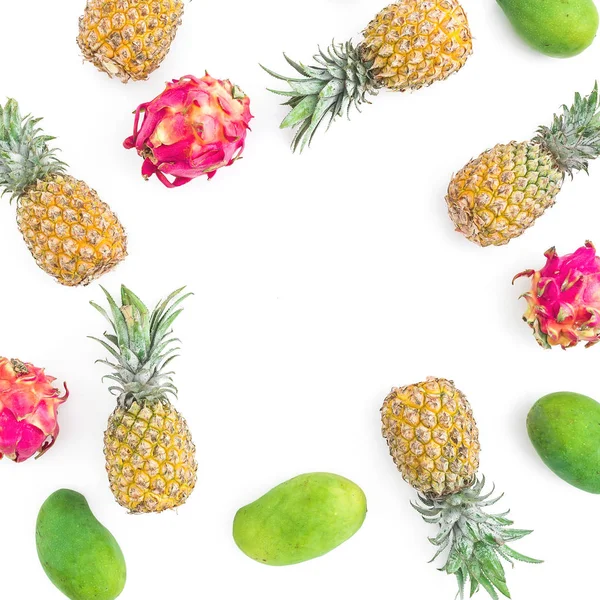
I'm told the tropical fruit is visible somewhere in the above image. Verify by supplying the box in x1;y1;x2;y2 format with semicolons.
92;286;197;513
0;358;68;462
514;242;600;349
262;0;473;151
124;74;253;187
447;84;600;246
36;489;126;600
528;392;600;493
233;473;367;566
497;0;598;58
382;377;540;599
0;100;127;285
77;0;185;83
382;376;480;496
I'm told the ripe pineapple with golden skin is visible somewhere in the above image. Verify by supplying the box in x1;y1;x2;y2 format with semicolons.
105;402;196;513
0;100;126;286
447;84;600;246
382;378;540;599
361;0;472;92
92;286;198;513
78;0;185;83
92;286;197;514
382;377;480;496
263;0;472;151
17;174;126;285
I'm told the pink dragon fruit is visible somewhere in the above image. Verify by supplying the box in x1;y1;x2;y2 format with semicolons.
0;358;68;462
124;74;253;188
513;241;600;349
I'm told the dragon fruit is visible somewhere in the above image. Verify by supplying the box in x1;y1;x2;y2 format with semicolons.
0;358;68;462
124;74;253;188
513;241;600;349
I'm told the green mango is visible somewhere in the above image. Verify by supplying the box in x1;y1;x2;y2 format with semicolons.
36;489;126;600
527;392;600;493
233;472;367;566
497;0;599;57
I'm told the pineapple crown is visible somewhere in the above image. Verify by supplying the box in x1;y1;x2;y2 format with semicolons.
0;99;66;201
261;41;377;152
413;477;541;600
534;83;600;177
91;286;191;409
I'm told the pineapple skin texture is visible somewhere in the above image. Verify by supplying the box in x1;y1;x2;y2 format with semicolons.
104;401;197;514
381;377;480;497
446;141;564;247
360;0;472;92
16;174;126;286
77;0;184;83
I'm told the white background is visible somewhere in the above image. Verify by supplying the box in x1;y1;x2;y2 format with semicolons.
1;0;599;598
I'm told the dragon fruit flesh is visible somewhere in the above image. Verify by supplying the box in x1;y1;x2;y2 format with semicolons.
514;242;600;349
0;358;68;462
124;74;253;188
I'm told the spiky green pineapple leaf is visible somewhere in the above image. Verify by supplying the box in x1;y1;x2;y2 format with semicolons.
151;288;191;333
261;41;377;152
149;287;185;333
535;82;600;176
121;286;150;345
89;337;123;363
498;529;534;541
0;99;66;201
91;286;190;409
497;545;543;565
413;477;541;600
281;96;319;129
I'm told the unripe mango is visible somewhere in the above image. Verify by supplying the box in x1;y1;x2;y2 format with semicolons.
36;489;126;600
497;0;599;57
233;472;367;566
527;392;600;493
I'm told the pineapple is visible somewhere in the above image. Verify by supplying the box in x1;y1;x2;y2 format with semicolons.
382;378;541;599
447;84;600;246
382;376;480;496
92;285;197;513
0;100;126;286
262;0;472;151
77;0;185;83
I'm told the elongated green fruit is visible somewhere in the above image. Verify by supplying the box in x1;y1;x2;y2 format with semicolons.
497;0;599;57
233;472;367;566
528;392;600;493
36;489;126;600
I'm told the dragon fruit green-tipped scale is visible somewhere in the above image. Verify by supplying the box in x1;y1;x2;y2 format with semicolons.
124;74;253;188
0;358;68;462
514;242;600;349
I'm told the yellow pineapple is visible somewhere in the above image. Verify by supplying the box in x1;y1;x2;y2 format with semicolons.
361;0;472;92
382;377;540;599
105;402;196;513
381;376;479;496
262;0;472;151
0;100;126;286
92;286;197;514
77;0;185;83
447;84;600;246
